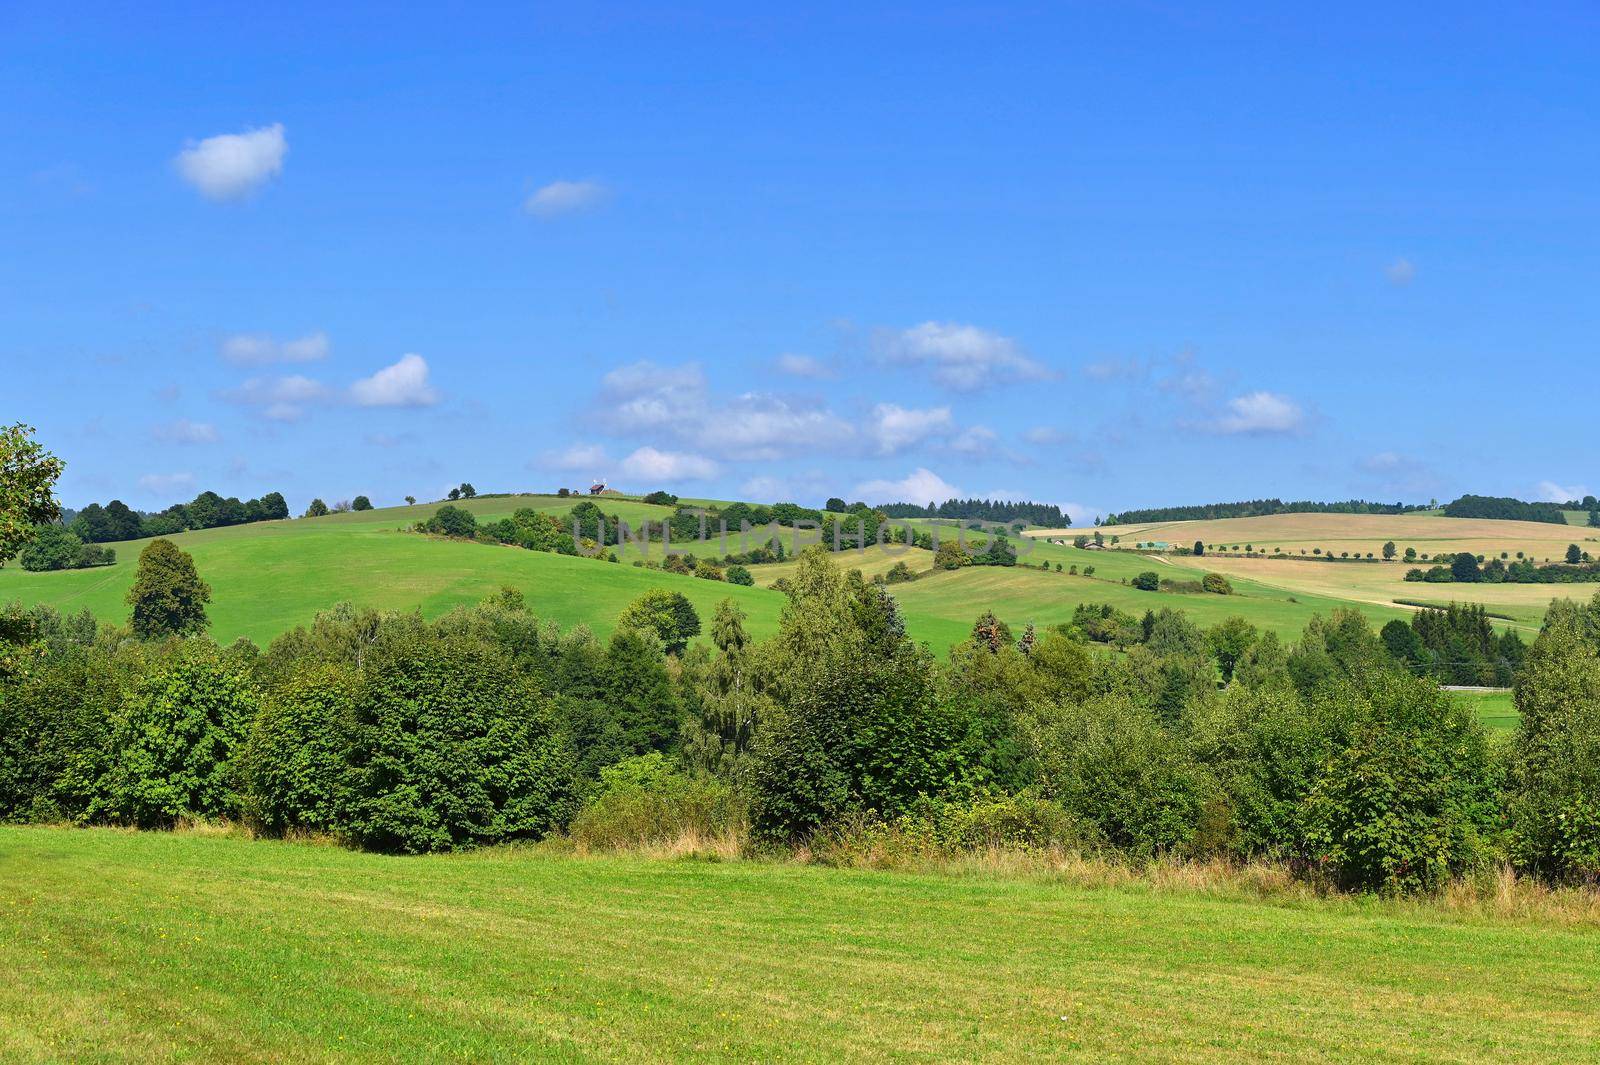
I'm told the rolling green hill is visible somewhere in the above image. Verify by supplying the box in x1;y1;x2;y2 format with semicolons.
2;495;1565;654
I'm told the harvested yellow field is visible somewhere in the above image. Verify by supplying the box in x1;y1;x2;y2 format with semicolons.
1189;555;1597;629
1027;513;1599;563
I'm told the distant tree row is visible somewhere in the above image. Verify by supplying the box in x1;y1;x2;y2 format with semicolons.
1105;498;1425;525
1406;547;1600;585
1441;495;1569;525
69;490;289;543
877;498;1067;527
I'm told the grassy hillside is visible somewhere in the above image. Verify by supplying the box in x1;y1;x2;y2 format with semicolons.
5;827;1600;1062
1;498;1575;652
0;497;974;653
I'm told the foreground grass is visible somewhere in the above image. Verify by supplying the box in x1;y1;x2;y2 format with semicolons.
3;828;1599;1062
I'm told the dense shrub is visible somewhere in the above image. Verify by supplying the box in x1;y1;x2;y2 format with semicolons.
241;665;357;834
19;525;114;571
1025;695;1212;857
424;505;476;538
339;634;578;853
1506;595;1600;881
1131;571;1160;591
1300;676;1497;894
568;753;742;850
91;645;257;828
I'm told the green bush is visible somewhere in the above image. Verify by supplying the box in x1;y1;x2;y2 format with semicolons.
1201;573;1233;595
1131;571;1160;591
568;753;743;850
91;644;257;827
0;619;117;822
1024;696;1211;857
1506;596;1600;881
241;664;357;835
339;634;577;852
725;564;754;586
1301;676;1497;894
425;505;476;538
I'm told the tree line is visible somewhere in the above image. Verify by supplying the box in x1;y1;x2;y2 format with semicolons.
1441;495;1571;525
69;490;290;543
1105;498;1426;525
876;498;1067;527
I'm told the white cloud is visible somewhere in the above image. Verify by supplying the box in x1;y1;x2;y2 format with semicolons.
151;418;219;445
599;361;708;431
596;361;853;461
138;472;196;495
349;354;439;408
1386;258;1416;286
1210;391;1305;435
541;443;613;472
1537;480;1589;504
221;330;329;365
1023;426;1069;446
877;321;1048;391
1062;502;1100;526
774;352;832;379
524;179;609;219
854;467;962;506
700;394;854;461
949;425;1004;460
175;123;287;200
619;446;719;482
222;374;333;421
868;403;953;456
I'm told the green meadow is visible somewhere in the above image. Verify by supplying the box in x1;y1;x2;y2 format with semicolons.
4;826;1599;1063
0;496;1541;655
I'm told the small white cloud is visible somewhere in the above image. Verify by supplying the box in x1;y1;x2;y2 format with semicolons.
349;354;439;408
774;353;833;379
699;394;854;461
221;330;329;365
854;467;962;505
1386;258;1416;286
175;123;287;201
1210;391;1305;435
222;374;332;421
949;425;1000;459
740;471;831;503
1023;426;1069;446
541;443;613;472
599;361;707;431
868;403;953;456
1062;502;1100;526
619;446;719;482
138;472;196;495
524;179;610;219
151;418;219;445
1537;480;1589;504
878;321;1048;391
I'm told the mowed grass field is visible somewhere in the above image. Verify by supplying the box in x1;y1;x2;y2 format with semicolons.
1030;512;1600;564
5;827;1600;1063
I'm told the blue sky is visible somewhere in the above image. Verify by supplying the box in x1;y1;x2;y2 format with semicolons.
6;3;1598;521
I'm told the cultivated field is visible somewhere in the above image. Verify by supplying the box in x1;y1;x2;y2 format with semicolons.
1189;556;1594;631
5;827;1600;1063
1030;512;1600;563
